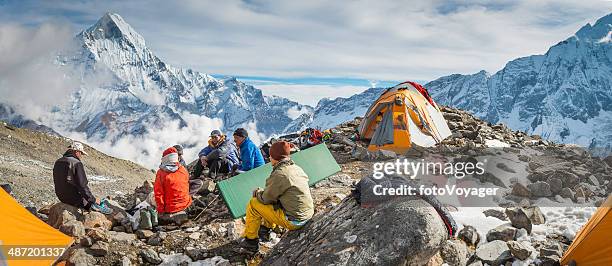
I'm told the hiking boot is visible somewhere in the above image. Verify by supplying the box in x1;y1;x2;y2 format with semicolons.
238;238;259;254
258;226;272;242
91;202;113;215
171;211;189;225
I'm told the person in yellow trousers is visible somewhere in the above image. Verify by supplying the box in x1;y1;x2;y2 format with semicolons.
239;141;314;253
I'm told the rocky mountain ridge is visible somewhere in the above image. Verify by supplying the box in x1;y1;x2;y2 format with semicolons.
306;13;612;155
1;13;312;145
0;120;152;207
3;102;611;265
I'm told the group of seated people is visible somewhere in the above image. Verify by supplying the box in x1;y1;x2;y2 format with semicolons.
192;128;265;180
53;128;313;253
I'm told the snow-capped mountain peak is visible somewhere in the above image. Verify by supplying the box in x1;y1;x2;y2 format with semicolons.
35;13;312;144
575;13;612;42
303;13;612;154
425;12;612;153
83;12;145;47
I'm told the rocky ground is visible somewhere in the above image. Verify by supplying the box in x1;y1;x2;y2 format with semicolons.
0;121;152;207
3;105;612;265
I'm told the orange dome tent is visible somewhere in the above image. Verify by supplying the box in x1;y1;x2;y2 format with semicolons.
358;81;452;154
0;188;73;266
560;194;612;265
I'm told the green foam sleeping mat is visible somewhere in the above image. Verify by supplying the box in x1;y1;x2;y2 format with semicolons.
217;144;341;218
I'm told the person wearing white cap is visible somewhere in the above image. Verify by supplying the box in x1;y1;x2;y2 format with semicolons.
52;141;112;214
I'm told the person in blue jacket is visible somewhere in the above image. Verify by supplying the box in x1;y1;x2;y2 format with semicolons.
232;128;265;174
192;130;239;180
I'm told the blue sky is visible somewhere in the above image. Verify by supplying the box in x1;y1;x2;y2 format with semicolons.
0;0;611;106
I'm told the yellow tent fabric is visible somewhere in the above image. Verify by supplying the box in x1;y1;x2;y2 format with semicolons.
0;189;73;266
358;81;452;154
560;194;612;266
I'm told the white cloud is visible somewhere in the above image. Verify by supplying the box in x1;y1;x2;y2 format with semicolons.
286;105;310;119
2;1;610;82
131;88;166;106
67;112;224;169
0;22;79;119
238;121;267;146
258;83;368;106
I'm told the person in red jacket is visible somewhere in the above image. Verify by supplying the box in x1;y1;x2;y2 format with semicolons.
154;147;192;215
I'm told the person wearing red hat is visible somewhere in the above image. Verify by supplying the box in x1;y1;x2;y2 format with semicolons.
239;141;314;253
154;147;192;218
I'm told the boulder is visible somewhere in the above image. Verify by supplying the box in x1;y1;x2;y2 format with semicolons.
88;241;109;257
48;203;82;228
507;240;532;260
351;146;374;161
78;236;94;247
574;184;593;200
510;183;531;198
555;171;580;187
136;229;154;239
604;155;612;167
547;178;563;194
338;136;356;147
110;210;128;227
67;248;96;265
440;239;468;266
486;224;517;242
539;242;563;258
559;188;574;200
121;256;133;266
474;240;513;266
189;232;201;240
537;255;561;266
458;225;480;247
135;180;154;194
522;206;546;225
86;228;109;242
82;211;112;230
314;173;354;188
195;256;230;266
483;209;507;221
109;231;137;244
375;149;397;160
538;243;563;266
147;232;167;246
587;175;600;186
476;172;506;188
467;261;484;266
262;197;448;265
527;181;552;197
496;162;516;173
329;143;344;151
185;248;209;261
59;220;86;238
140;248;162;265
505;208;532;234
112;226;126;232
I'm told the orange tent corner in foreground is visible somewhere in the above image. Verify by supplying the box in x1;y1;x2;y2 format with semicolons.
0;189;73;266
560;194;612;266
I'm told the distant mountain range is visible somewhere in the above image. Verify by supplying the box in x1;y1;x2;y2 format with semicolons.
1;12;611;155
1;13;311;143
308;13;612;152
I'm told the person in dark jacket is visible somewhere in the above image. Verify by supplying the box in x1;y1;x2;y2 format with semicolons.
52;142;111;214
232;128;265;174
192;130;239;180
